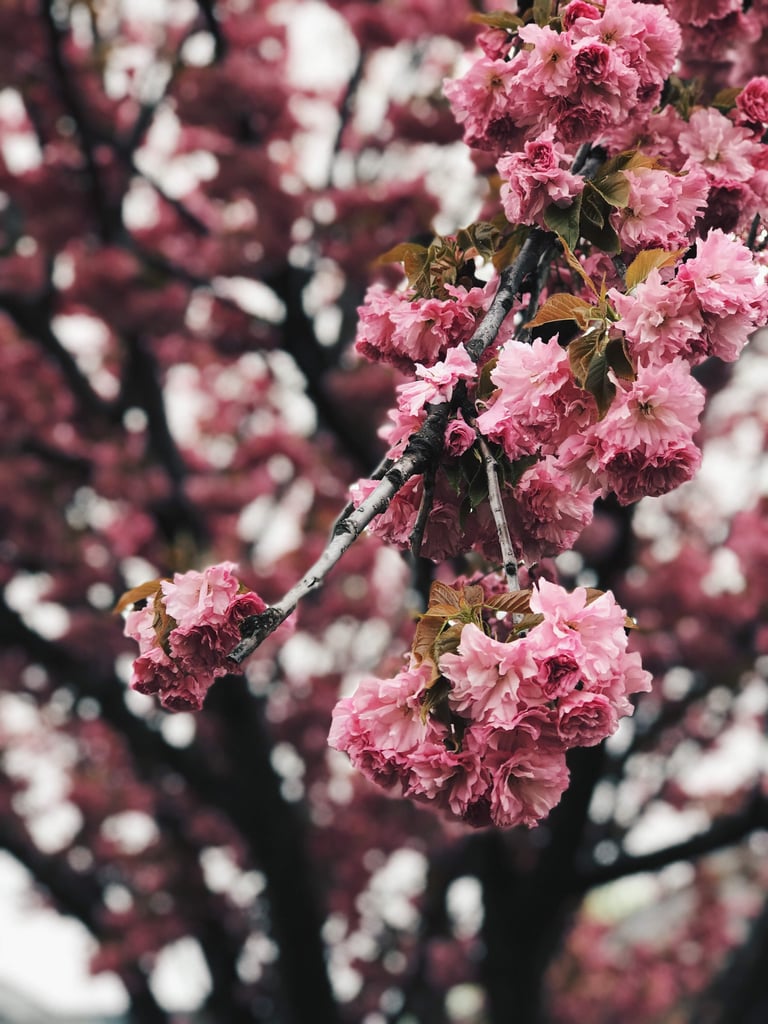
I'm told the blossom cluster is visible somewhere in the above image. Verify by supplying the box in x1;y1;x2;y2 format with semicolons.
121;563;265;711
330;580;651;829
444;0;680;152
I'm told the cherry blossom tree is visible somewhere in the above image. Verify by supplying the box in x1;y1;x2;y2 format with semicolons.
1;0;767;1022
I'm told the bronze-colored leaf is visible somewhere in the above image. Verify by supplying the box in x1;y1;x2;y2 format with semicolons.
376;241;428;267
427;580;464;611
624;247;686;291
151;591;177;654
558;236;599;295
485;589;533;616
468;10;523;30
113;579;164;614
526;292;594;330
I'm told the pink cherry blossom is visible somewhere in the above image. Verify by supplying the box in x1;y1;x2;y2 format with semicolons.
123;564;269;711
161;562;240;630
498;132;584;227
736;76;768;124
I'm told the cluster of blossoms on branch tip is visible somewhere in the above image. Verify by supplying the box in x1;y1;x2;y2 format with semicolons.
119;0;768;832
118;563;267;712
330;580;651;829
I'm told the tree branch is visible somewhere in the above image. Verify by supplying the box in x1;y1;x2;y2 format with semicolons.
575;789;768;892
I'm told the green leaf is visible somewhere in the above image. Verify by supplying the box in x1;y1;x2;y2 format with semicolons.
605;335;636;382
568;326;604;388
584;351;616;418
711;86;742;112
580;215;621;254
544;195;582;251
580;182;607;228
591;171;630;209
532;0;553;25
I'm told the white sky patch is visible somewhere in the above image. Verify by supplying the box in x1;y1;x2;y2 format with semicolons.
149;937;212;1012
212;276;286;322
623;801;712;857
0;853;128;1015
676;724;768;797
281;0;358;90
100;811;160;855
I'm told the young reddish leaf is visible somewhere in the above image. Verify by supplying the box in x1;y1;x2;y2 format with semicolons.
625;247;686;291
526;293;594;330
152;591;177;655
412;616;447;685
485;589;533;616
510;612;544;634
468;10;522;29
376;241;428;267
114;579;164;614
558;237;599;295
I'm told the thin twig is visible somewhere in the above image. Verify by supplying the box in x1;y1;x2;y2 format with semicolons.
410;459;437;559
233;224;562;659
477;435;519;591
230;404;450;662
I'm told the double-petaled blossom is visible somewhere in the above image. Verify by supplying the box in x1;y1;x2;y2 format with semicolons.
123;563;267;711
558;358;706;504
445;0;680;151
330;580;651;829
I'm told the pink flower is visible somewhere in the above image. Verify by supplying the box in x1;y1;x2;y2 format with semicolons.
557;691;619;747
611;270;707;367
328;576;651;829
444;412;476;457
439;622;536;722
355;283;489;372
487;730;570;829
123;564;269;711
328;664;435;790
559;359;706;504
612;163;708;251
396;345;477;417
506;456;597;561
677;107;763;184
161;562;240;630
676;229;768;320
443;57;521;153
477;337;595;459
737;76;768;124
498;133;584;227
